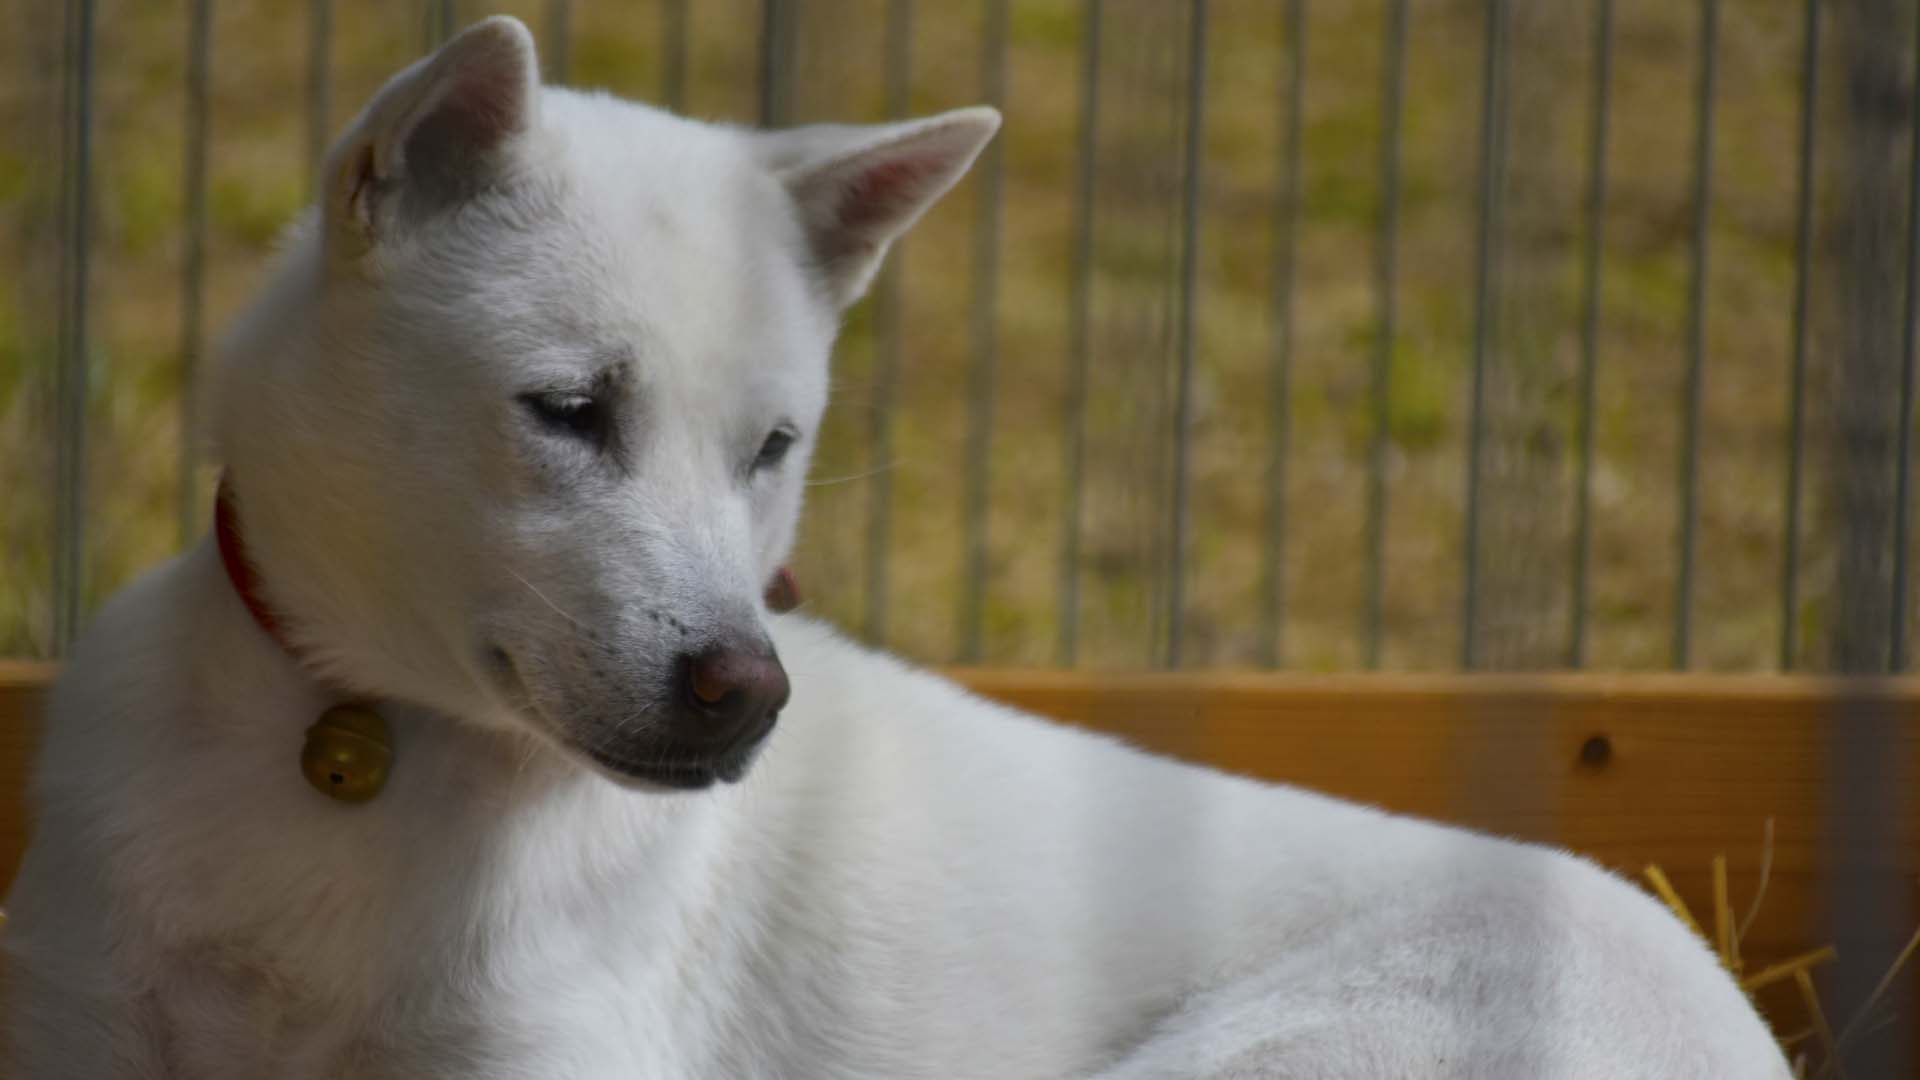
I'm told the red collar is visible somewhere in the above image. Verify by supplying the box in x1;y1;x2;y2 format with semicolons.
215;474;297;655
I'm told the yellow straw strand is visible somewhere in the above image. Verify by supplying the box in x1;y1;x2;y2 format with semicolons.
1713;855;1735;972
1736;818;1775;944
1793;969;1842;1080
1742;947;1839;994
1643;865;1705;940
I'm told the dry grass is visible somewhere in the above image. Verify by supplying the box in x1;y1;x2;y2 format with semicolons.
1644;823;1920;1076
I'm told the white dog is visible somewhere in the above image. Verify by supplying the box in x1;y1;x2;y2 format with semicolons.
4;18;1788;1079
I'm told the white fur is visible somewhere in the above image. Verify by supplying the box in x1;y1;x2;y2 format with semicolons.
5;18;1788;1079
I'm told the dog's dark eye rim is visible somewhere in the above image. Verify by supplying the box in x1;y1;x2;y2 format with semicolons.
752;427;798;472
519;391;603;439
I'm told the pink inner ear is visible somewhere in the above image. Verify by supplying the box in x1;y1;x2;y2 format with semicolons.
442;60;527;143
836;154;944;233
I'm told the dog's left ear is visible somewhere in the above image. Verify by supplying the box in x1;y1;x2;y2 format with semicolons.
759;107;1001;309
322;16;540;253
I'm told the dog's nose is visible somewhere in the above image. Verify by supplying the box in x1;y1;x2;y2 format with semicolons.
679;641;789;749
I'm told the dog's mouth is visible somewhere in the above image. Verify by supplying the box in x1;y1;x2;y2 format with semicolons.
581;740;766;791
580;696;779;790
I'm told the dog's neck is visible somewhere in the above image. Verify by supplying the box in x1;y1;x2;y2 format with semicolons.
206;472;547;806
158;521;727;991
198;474;723;817
25;518;751;1066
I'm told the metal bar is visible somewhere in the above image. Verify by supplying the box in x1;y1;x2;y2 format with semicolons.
1462;0;1509;671
544;0;571;84
959;0;1009;663
1892;0;1920;671
1674;0;1718;670
179;0;212;545
1057;0;1102;667
306;0;331;196
54;0;96;653
1364;0;1409;669
663;0;689;111
1570;0;1615;669
1781;0;1820;671
1164;0;1208;670
864;0;913;645
1261;0;1306;669
759;0;794;128
425;0;456;51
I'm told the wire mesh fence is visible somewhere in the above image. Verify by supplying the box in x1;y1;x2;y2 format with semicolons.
4;0;1920;675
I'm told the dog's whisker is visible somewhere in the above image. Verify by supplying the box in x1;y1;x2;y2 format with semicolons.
505;568;592;635
807;462;900;487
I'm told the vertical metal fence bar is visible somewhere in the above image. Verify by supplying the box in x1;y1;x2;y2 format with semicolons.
178;0;212;545
1261;0;1306;669
759;0;795;128
53;0;96;654
1363;0;1408;670
663;0;689;111
1892;0;1920;671
1569;0;1614;670
959;0;1008;663
425;0;457;51
1462;0;1509;671
865;0;912;645
1780;0;1820;671
544;0;571;84
1148;105;1181;664
1673;0;1717;670
1164;0;1208;670
306;0;331;196
1056;0;1102;667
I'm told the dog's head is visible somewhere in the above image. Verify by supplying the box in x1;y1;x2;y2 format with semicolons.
211;17;997;789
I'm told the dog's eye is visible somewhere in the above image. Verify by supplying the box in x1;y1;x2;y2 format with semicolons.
520;392;604;441
752;428;797;473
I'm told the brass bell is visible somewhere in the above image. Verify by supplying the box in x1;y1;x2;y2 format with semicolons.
301;704;392;803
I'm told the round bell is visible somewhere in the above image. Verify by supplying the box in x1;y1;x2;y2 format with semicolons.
301;704;392;803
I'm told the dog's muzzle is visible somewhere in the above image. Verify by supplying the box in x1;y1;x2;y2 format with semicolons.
586;637;789;790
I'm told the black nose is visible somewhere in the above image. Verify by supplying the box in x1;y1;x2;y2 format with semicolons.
678;641;789;751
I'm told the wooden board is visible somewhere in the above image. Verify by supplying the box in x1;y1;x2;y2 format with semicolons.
3;664;1916;1059
0;662;48;903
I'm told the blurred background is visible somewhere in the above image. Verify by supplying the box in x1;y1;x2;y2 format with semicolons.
4;0;1919;676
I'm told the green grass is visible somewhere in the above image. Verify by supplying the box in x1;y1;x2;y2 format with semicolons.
0;0;1897;671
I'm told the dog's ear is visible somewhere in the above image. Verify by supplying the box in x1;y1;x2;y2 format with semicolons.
321;16;539;252
760;107;1001;308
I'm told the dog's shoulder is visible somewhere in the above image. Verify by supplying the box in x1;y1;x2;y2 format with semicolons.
36;552;206;797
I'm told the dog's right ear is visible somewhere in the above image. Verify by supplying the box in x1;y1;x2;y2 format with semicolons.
321;16;539;255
